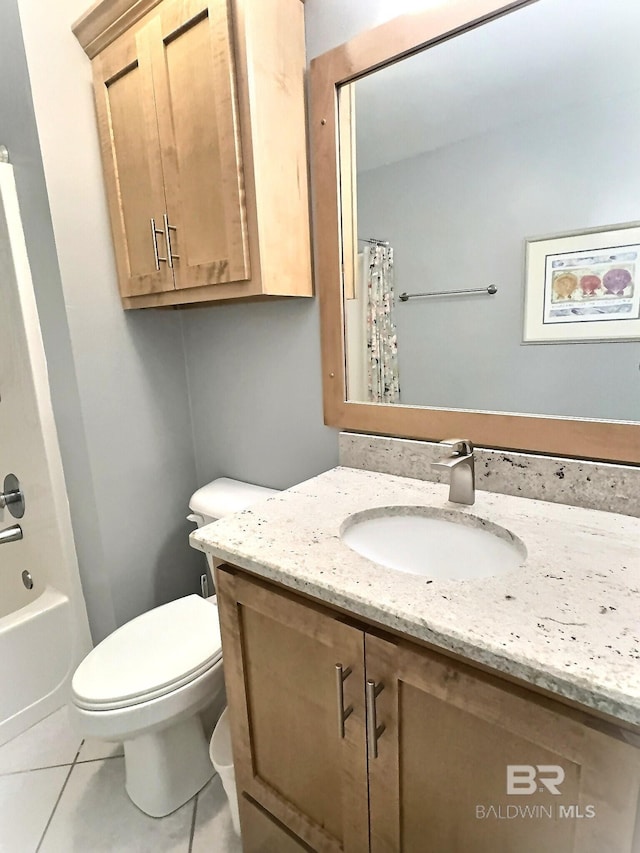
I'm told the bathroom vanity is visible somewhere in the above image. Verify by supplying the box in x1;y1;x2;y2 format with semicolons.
191;466;640;853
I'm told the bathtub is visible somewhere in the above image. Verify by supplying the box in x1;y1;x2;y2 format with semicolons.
0;588;74;745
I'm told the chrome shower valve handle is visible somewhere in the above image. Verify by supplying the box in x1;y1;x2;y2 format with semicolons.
0;473;25;518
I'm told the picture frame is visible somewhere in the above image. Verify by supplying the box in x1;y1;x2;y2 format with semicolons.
523;222;640;343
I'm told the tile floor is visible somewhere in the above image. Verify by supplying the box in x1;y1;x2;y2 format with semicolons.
0;706;242;852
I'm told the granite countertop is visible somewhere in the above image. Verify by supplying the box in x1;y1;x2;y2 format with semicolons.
190;467;640;728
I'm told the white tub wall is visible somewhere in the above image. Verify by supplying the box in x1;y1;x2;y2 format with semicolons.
0;0;118;643
0;164;89;621
0;171;50;616
0;163;92;744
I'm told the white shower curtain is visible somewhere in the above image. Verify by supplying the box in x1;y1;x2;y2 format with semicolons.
366;244;400;403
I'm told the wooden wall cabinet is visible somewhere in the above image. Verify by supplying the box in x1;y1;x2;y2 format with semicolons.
73;0;312;309
216;567;640;853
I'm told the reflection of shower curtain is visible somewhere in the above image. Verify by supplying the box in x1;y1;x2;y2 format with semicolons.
366;244;400;403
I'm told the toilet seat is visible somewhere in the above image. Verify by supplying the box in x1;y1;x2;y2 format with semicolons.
72;595;222;711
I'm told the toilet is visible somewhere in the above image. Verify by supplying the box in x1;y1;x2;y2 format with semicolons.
69;478;277;817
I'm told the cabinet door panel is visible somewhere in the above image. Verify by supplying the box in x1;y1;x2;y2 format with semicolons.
239;794;314;853
216;568;369;853
366;634;640;853
153;0;250;288
93;27;173;297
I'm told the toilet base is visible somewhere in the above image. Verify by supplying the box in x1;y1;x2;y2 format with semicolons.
124;714;214;817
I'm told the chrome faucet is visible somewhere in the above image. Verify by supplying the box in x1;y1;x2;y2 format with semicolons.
0;523;23;545
431;439;475;505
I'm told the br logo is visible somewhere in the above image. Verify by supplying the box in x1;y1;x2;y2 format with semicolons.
507;765;565;795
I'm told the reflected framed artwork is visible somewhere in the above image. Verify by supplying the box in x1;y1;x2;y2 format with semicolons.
523;222;640;343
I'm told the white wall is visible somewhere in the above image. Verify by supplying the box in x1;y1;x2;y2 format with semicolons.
13;0;204;638
304;0;445;56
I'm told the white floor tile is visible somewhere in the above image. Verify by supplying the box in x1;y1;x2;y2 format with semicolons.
0;707;81;775
191;776;242;853
76;738;124;763
0;765;68;852
39;757;193;853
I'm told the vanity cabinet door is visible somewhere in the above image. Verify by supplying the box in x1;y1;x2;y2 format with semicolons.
365;633;640;853
93;22;174;298
239;794;313;852
216;568;370;853
150;0;250;290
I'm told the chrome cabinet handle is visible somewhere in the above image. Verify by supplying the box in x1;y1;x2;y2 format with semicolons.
150;218;167;271
163;214;179;268
335;663;353;738
0;524;23;545
366;679;386;758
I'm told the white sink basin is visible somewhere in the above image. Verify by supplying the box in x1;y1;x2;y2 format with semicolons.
341;508;526;581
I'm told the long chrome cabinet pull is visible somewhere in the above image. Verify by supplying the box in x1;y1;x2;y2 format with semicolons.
366;679;386;759
0;524;23;545
163;214;179;268
150;218;167;270
335;663;353;738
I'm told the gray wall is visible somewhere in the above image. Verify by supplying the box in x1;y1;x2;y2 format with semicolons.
183;300;337;491
4;0;205;641
358;90;640;421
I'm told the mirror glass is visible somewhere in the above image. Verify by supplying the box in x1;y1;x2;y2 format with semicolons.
340;0;640;422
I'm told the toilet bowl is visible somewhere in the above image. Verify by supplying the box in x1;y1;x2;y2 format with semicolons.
69;478;278;817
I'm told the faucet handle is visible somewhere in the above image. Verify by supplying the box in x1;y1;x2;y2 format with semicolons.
439;438;473;456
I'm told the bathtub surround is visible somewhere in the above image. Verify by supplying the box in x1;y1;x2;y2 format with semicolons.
340;433;640;517
0;0;117;642
0;163;91;745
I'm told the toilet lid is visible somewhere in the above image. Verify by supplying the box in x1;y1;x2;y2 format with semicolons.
72;595;222;709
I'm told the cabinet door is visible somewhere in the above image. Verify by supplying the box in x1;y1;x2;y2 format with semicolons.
93;24;174;297
216;568;369;853
151;0;250;290
239;794;314;852
365;634;640;853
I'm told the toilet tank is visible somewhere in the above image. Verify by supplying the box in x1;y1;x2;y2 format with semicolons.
188;477;279;528
188;478;279;584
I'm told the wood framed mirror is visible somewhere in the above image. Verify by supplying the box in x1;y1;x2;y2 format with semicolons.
310;0;640;464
